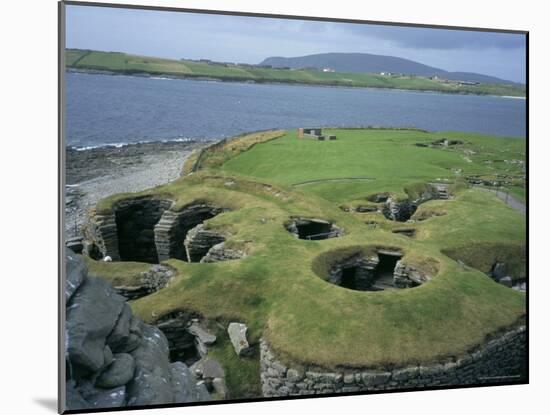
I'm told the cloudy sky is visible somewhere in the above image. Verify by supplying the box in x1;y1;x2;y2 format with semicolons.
66;5;526;83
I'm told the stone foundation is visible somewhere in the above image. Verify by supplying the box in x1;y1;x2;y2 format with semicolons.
155;204;226;262
85;199;227;263
325;248;428;291
201;242;247;263
260;325;526;397
111;264;174;300
184;224;226;263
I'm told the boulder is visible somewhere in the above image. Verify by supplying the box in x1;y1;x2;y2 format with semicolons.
66;276;126;375
65;249;87;301
227;322;253;356
193;357;225;380
96;353;136;389
78;380;127;408
64;251;210;411
126;325;173;406
66;380;90;410
106;303;133;353
170;361;210;403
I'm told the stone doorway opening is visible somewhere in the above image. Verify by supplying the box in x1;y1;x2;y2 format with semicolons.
114;198;172;263
168;332;202;367
341;266;359;290
286;218;343;240
155;204;226;262
371;252;402;290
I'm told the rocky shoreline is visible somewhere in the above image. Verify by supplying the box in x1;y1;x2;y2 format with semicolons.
65;140;207;237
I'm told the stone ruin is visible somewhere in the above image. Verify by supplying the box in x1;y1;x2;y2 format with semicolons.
297;128;336;141
153;312;230;398
110;264;175;301
285;217;343;240
382;198;417;222
83;197;243;264
324;248;431;291
366;184;451;223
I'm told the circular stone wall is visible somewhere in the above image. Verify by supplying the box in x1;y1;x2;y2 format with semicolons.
313;247;435;291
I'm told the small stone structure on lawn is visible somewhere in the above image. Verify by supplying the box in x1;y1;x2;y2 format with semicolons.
297;128;336;140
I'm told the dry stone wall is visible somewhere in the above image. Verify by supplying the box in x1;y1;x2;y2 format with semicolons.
260;326;526;397
85;200;227;263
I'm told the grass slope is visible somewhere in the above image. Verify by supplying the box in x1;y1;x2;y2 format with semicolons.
66;49;526;97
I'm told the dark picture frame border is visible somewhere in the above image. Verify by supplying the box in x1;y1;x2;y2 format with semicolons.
58;1;529;413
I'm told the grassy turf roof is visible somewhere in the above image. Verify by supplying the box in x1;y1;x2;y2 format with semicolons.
90;129;526;373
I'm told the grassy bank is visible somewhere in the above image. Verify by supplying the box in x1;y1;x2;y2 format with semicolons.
66;49;526;97
88;128;526;397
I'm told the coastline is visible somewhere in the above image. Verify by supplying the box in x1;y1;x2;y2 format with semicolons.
65;140;207;237
66;67;526;98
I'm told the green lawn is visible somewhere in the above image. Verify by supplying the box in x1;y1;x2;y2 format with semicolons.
89;128;526;397
220;129;526;205
66;49;526;97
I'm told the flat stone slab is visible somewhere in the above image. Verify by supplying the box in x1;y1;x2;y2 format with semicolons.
227;322;253;357
187;321;217;345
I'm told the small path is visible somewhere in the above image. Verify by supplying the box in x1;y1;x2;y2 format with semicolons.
292;177;376;187
476;187;526;215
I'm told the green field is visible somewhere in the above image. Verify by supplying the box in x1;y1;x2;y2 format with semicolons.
87;129;526;398
66;49;526;97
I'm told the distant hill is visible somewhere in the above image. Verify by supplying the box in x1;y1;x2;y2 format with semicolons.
260;53;519;85
64;49;526;97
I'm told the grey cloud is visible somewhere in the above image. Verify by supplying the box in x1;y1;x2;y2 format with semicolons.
344;23;525;50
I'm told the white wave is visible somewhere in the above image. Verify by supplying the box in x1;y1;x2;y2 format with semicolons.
68;136;210;151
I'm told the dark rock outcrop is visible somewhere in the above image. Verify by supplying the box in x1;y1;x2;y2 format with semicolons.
64;250;210;411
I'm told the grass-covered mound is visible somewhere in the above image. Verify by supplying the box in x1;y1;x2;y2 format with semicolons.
89;128;526;396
